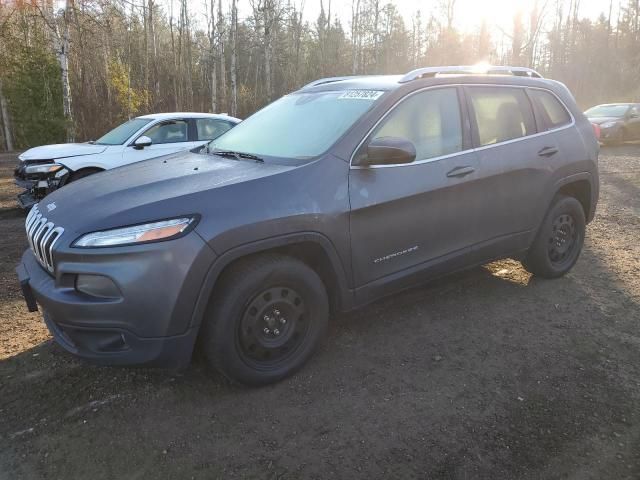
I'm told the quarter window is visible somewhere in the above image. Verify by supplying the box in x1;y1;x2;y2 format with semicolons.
367;87;463;162
142;120;189;144
468;87;536;146
529;89;572;130
196;118;234;141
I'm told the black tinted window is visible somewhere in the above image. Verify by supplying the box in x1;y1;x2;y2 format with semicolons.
369;87;463;162
468;87;535;146
530;89;572;129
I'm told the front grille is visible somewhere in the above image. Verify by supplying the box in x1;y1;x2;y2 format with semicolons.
25;205;64;273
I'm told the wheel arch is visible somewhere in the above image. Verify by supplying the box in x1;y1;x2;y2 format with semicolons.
69;166;105;180
554;174;594;222
189;233;354;330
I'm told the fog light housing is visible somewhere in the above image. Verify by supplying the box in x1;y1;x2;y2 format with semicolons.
75;274;121;299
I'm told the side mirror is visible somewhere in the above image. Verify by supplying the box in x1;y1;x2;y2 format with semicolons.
133;136;152;149
361;137;416;166
630;112;639;119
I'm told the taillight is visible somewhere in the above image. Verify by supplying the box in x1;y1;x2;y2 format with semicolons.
591;123;601;140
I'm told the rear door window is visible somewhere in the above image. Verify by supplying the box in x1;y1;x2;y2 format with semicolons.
142;120;189;144
529;89;572;130
196;118;234;141
467;87;536;146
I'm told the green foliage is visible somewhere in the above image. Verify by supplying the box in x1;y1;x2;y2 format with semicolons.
4;46;66;148
107;59;150;121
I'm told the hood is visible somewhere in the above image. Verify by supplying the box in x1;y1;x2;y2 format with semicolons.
587;116;622;126
38;152;295;236
19;143;108;162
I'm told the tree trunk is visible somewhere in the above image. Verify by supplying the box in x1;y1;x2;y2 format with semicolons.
217;0;227;111
149;0;159;99
263;1;273;102
230;0;238;115
180;0;193;110
0;78;13;152
55;0;74;142
169;13;180;110
209;0;217;112
351;0;360;74
373;0;380;69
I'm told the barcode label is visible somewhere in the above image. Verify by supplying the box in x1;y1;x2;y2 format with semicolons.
338;90;385;100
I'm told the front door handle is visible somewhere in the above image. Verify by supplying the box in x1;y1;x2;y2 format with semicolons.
538;146;559;157
446;165;475;178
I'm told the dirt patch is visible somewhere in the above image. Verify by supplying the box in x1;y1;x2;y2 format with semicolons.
1;148;640;479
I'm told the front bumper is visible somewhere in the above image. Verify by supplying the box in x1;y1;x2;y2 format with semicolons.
14;162;70;210
16;233;216;368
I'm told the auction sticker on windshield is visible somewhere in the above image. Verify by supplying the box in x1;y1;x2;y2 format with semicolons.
338;90;385;100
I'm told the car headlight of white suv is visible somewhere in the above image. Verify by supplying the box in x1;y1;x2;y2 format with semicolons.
24;163;65;175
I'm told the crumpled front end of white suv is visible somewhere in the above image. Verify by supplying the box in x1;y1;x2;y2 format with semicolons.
14;155;70;209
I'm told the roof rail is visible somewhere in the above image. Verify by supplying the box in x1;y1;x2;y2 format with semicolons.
302;76;363;89
399;65;543;83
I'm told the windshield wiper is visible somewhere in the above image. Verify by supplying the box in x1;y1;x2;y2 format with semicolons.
212;150;264;163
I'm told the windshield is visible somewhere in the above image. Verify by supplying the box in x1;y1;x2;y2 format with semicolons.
95;118;153;145
585;105;630;118
209;90;385;159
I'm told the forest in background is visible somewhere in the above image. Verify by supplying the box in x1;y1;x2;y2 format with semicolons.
0;0;639;150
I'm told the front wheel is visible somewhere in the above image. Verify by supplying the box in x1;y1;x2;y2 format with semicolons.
200;254;329;386
522;195;586;279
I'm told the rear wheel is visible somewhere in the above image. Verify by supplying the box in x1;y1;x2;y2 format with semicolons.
200;254;329;386
522;195;585;279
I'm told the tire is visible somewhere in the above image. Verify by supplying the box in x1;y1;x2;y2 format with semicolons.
200;254;329;386
69;168;102;183
522;195;586;279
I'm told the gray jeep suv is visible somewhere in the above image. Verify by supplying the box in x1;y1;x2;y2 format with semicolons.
16;66;599;385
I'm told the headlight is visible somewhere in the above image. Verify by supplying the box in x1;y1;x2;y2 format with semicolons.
600;121;618;129
73;217;196;248
24;163;64;175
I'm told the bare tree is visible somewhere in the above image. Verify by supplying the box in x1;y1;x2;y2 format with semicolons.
42;0;75;141
230;0;238;115
209;0;218;112
217;0;227;111
0;78;12;151
351;0;361;73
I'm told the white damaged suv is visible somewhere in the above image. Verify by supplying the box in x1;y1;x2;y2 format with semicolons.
14;112;240;208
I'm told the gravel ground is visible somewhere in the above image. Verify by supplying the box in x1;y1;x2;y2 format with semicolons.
0;146;639;479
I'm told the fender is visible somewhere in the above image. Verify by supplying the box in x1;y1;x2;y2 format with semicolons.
551;171;597;222
527;171;595;247
189;232;355;329
552;171;593;190
59;159;111;173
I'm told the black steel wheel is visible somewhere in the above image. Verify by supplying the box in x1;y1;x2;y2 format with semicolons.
200;254;328;386
523;195;586;279
237;286;309;369
547;213;578;266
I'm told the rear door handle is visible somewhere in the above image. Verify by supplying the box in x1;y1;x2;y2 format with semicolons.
538;146;559;157
446;165;475;178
